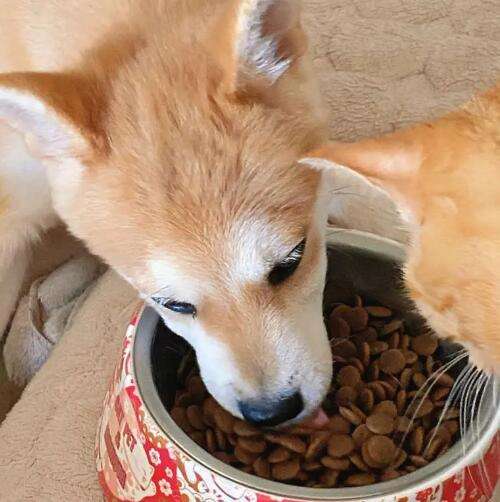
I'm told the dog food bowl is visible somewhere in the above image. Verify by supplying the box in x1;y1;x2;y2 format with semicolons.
96;228;499;501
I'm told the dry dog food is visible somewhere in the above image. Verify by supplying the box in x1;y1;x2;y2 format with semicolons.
170;297;460;488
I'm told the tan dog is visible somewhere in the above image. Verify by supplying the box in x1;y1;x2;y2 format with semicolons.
306;84;500;375
0;0;352;426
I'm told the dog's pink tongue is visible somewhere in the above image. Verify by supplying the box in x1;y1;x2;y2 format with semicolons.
300;408;329;429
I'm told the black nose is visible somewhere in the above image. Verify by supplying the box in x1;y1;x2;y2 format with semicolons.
238;392;304;427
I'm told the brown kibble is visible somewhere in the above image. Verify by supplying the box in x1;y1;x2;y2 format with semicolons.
213;407;235;434
360;342;371;367
366;413;394;435
443;407;460;419
335;386;359;406
234;445;259;465
237;437;266;454
424;437;445;461
400;368;413;389
265;433;306;454
412;372;428;388
379;349;406;374
271;458;300;481
321;456;350;470
425;355;434;375
337;306;369;332
338;365;362;387
396;390;407;415
339;406;363;426
348;357;366;374
357;327;378;343
329;315;351;339
391;448;408;469
176;391;194;408
410;455;429;467
186;405;206;431
366;306;392;318
358;387;375;414
327;434;355;458
349;453;370;472
407;398;434;418
205;429;217;453
437;373;455;387
227;433;238;447
303;460;322;472
305;431;330;460
432;387;450;403
399;333;410;350
411;333;438;356
366;361;381;382
367;381;386;401
328;414;352;434
253;457;270;478
380;470;401;481
352;424;373;447
382;319;403;335
268;447;291;464
403;350;418;365
394;416;412;433
215;428;228;451
373;400;398;418
187;375;207;401
171;407;193;433
295;470;308;482
331;340;358;359
388;332;400;349
233;420;260;437
365;435;396;466
191;431;206;448
410;426;424;455
369;340;389;355
346;473;376;486
444;420;459;436
213;451;237;464
319;469;340;488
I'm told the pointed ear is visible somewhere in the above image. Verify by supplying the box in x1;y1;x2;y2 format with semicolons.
0;72;101;161
215;0;306;92
300;132;424;220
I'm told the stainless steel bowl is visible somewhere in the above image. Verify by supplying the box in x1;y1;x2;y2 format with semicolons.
132;228;499;501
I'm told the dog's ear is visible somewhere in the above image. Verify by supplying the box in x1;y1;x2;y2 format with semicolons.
0;72;104;162
300;133;424;222
215;0;306;92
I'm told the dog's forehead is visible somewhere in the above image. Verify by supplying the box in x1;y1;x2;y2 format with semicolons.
147;215;305;299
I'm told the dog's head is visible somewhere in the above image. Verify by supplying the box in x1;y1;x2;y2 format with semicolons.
0;0;335;425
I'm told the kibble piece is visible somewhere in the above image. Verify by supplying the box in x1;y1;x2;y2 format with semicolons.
407;398;434;418
346;473;376;486
411;333;438;356
358;387;375;414
366;306;392;318
215;428;228;451
321;456;350;470
412;372;428;388
432;387;450;402
381;319;403;335
424;437;445;461
400;368;413;389
234;445;259;465
396;390;407;415
319;469;340;488
328;414;352;434
348;357;365;374
444;420;459;435
268;447;291;464
399;333;411;350
337;306;369;332
380;470;401;481
410;455;429;467
352;424;373;447
335;386;358;406
365;435;396;466
338;365;362;387
410;426;424;454
205;429;217;452
391;448;408;469
303;460;322;472
394;416;411;433
379;349;406;374
403;350;419;365
171;406;192;433
373;400;398;418
339;406;363;426
366;413;394;435
329;315;351;339
357;327;378;343
271;458;300;481
237;437;266;454
327;434;355;458
233;420;260;437
367;381;386;401
349;453;370;472
331;340;358;359
369;340;389;355
388;332;400;349
253;457;270;478
437;373;455;387
305;431;330;460
359;342;371;367
265;433;307;454
213;407;235;434
191;431;206;447
186;405;206;431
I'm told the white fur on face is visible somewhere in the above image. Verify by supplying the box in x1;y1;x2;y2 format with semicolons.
143;175;333;422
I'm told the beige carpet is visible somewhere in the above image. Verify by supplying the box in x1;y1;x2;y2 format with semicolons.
0;1;499;500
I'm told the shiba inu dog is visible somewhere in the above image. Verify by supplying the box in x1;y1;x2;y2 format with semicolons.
0;0;345;426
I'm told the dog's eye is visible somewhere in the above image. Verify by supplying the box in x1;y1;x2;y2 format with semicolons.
268;239;306;285
152;297;197;316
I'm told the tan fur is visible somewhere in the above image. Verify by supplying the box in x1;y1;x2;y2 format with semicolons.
310;84;500;374
0;0;334;420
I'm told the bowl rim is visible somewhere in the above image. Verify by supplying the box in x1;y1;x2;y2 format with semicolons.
133;228;499;500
